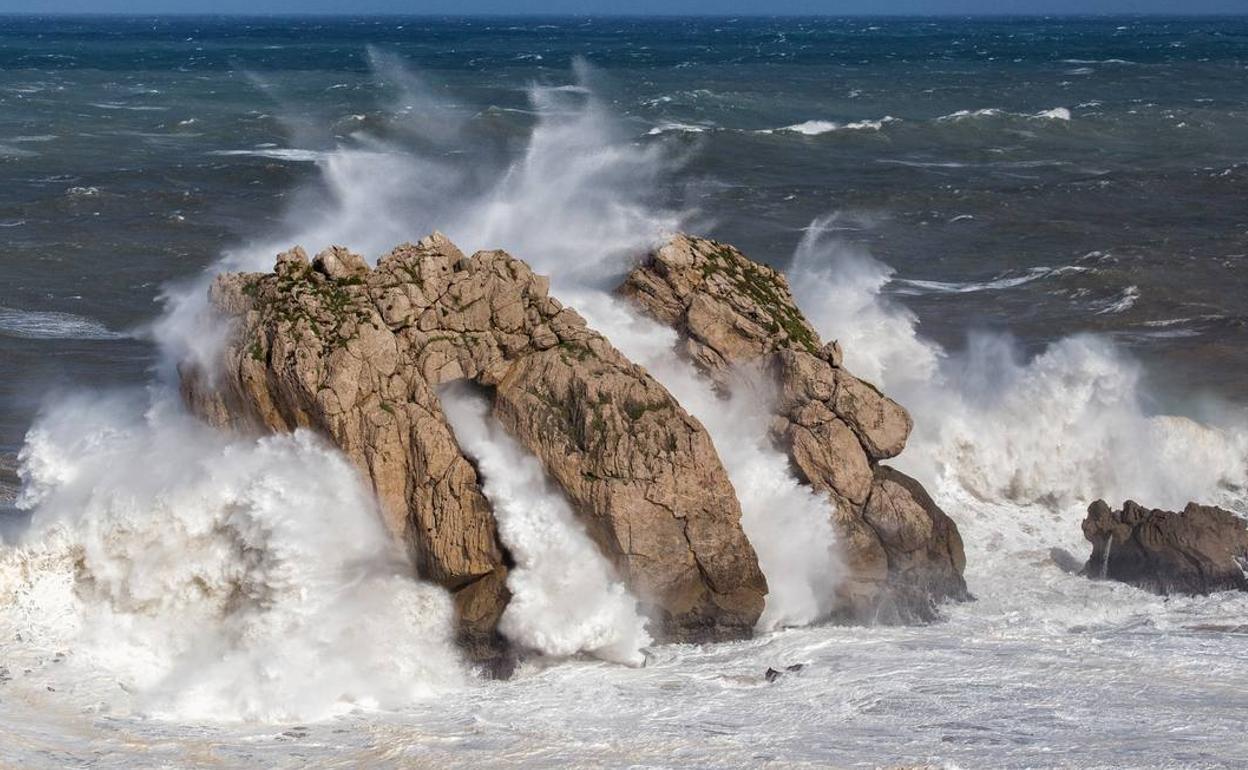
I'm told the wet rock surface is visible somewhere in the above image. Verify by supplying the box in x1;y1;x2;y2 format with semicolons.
1082;499;1248;596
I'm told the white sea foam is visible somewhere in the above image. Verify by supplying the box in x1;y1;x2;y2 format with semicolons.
1096;284;1140;314
440;386;651;665
895;268;1051;295
646;121;710;135
6;53;1248;764
3;393;462;723
570;296;843;631
789;217;1248;512
210;148;331;163
763;116;898;135
90;102;168;112
0;307;125;341
936;106;1071;122
1033;107;1072;121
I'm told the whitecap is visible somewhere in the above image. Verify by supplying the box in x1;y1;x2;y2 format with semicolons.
1061;58;1136;65
893;267;1057;295
646;122;710;136
1033;107;1072;121
936;108;1004;121
762;116;898;135
209;148;330;163
935;107;1071;122
90;103;169;112
0;307;126;341
876;158;968;169
1096;285;1140;314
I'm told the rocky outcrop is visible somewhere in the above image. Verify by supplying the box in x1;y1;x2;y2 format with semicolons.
181;233;767;663
1082;499;1248;595
620;233;969;622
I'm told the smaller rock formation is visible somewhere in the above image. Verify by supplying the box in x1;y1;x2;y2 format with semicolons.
621;233;969;623
1082;499;1248;595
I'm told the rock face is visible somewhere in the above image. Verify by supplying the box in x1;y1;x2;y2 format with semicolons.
180;234;767;662
1082;499;1248;595
620;233;969;622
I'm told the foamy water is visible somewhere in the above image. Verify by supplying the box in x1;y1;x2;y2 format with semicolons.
441;385;651;665
2;44;1247;769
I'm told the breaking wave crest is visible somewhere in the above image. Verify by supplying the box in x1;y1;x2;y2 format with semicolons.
7;57;695;722
936;106;1072;122
789;218;1248;513
762;117;899;135
3;393;463;722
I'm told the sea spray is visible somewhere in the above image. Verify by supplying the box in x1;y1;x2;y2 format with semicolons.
439;385;651;665
3;392;462;722
153;57;686;377
788;216;1248;512
570;294;844;630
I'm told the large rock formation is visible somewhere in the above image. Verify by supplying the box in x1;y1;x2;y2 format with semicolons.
620;234;969;622
1082;499;1248;595
180;234;767;664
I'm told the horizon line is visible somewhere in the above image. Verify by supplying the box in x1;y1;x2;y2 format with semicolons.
1;11;1245;19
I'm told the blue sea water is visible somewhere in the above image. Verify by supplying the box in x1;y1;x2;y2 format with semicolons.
0;16;1246;769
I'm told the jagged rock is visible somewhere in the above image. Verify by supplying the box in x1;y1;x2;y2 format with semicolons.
181;233;767;659
621;233;968;623
764;663;805;682
1082;499;1248;595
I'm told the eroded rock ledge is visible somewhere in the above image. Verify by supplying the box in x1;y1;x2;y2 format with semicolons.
181;233;767;666
620;234;969;622
1082;499;1248;595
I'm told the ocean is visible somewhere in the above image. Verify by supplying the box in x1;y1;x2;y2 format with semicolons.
0;15;1246;769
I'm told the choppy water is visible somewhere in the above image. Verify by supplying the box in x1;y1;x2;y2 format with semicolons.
1;15;1246;769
